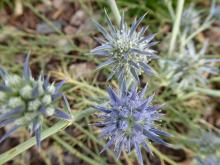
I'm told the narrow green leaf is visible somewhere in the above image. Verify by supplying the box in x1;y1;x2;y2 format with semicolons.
192;87;220;97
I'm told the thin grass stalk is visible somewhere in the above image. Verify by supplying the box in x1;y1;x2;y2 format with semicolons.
52;135;101;165
169;0;185;56
107;0;121;26
72;122;124;165
59;131;106;163
149;144;179;165
192;87;220;97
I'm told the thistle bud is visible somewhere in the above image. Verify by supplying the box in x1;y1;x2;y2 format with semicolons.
47;84;55;94
20;85;32;99
0;55;71;147
5;75;22;87
28;99;41;111
8;97;24;109
42;95;52;105
45;107;55;116
0;91;6;101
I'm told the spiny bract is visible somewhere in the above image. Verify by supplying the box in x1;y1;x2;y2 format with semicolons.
93;81;171;165
0;56;72;147
91;12;158;83
160;41;220;90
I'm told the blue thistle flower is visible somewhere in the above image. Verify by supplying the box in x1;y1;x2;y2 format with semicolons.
160;41;220;90
195;155;220;165
93;81;171;165
181;4;201;33
0;55;72;147
187;130;220;155
91;12;158;83
196;132;220;154
175;41;219;89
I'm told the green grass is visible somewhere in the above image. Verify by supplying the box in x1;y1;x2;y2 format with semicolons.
0;0;219;164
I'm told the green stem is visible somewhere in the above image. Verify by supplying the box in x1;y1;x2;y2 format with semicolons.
169;0;185;56
192;87;220;97
0;108;96;164
107;0;121;26
164;0;175;21
210;76;220;82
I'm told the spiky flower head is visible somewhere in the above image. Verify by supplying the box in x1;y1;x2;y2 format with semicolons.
93;81;171;165
0;56;72;147
181;4;201;32
187;131;220;155
160;41;219;91
196;132;220;154
91;12;158;83
194;156;220;165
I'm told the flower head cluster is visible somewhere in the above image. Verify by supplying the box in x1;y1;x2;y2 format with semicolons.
160;41;219;90
196;132;220;154
93;81;171;165
0;56;72;147
191;131;220;165
181;4;200;32
188;131;220;155
194;156;220;165
91;12;158;83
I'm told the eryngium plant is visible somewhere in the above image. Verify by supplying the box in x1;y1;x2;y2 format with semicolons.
93;81;171;165
194;156;220;165
181;4;200;32
195;132;220;154
0;56;72;147
186;131;220;155
160;41;219;90
91;12;158;83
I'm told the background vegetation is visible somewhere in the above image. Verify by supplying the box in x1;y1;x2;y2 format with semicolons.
0;0;220;164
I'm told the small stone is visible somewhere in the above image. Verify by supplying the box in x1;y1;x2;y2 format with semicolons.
78;16;96;32
69;63;96;79
64;25;77;34
36;21;62;34
55;39;72;53
80;36;93;48
53;0;63;9
70;10;86;26
0;10;9;25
